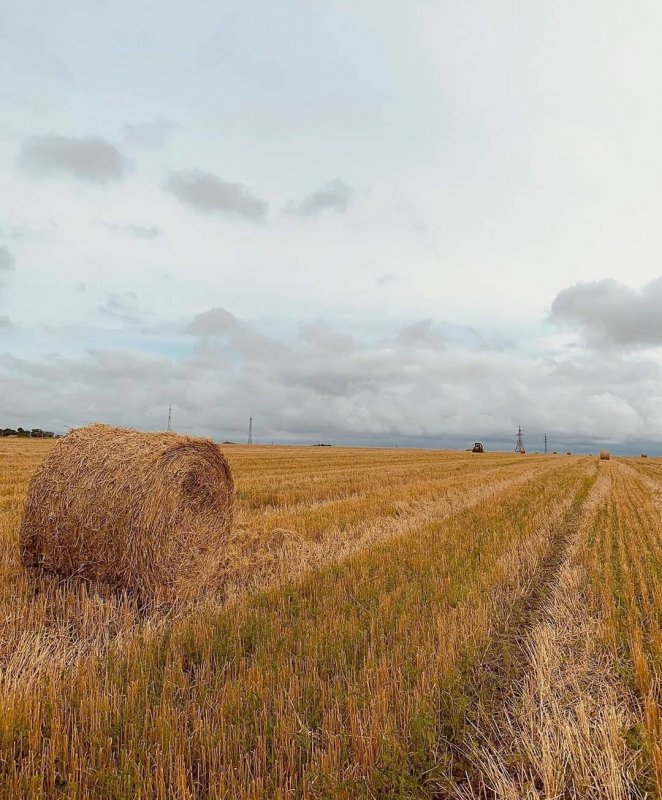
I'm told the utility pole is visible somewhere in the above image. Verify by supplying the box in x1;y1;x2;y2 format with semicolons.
247;416;253;445
544;433;548;454
167;404;172;432
515;425;525;453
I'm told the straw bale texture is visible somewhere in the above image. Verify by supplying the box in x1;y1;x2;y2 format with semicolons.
19;424;234;600
599;450;611;460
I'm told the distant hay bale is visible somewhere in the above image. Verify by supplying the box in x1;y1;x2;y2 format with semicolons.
599;450;611;461
19;424;234;601
641;453;648;458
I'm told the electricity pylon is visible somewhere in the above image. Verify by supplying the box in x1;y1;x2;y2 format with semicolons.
515;426;525;453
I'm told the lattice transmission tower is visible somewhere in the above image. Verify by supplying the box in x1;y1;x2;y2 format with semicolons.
247;416;253;445
515;425;525;453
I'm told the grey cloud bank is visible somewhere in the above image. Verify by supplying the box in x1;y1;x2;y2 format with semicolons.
166;170;268;221
299;319;356;354
18;135;128;184
2;303;661;452
551;278;662;348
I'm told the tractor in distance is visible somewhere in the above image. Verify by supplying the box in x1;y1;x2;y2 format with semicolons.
471;442;484;453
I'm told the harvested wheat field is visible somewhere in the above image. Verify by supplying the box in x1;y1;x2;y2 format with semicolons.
0;439;660;799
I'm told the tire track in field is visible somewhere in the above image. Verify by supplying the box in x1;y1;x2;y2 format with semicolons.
440;462;645;799
219;457;575;600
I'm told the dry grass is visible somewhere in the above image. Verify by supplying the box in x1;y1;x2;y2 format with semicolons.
599;459;662;795
0;440;659;798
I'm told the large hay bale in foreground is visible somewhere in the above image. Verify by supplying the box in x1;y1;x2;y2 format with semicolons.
599;450;611;461
20;424;234;600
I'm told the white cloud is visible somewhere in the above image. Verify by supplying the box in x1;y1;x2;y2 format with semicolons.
185;307;239;337
298;319;356;353
18;135;128;184
101;222;161;240
551;277;662;348
166;170;268;221
395;318;445;350
0;246;15;273
98;292;144;325
286;179;353;217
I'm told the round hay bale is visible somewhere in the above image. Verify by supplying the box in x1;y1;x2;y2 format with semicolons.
599;450;611;460
19;424;234;601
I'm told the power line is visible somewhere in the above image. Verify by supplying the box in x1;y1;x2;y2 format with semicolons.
544;432;548;454
167;405;172;432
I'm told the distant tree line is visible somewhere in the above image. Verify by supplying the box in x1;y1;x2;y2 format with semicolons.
1;427;58;438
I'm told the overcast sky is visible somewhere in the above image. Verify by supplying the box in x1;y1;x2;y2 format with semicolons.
3;1;662;452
